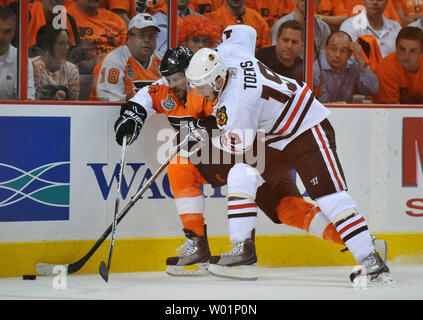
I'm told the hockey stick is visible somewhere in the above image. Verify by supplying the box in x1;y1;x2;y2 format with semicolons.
99;135;127;282
36;132;192;276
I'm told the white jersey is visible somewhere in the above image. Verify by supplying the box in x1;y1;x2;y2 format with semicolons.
214;25;330;153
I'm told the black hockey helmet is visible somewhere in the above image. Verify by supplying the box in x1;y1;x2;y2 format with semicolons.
159;45;193;77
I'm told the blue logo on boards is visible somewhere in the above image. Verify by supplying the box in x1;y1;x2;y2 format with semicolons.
0;116;70;222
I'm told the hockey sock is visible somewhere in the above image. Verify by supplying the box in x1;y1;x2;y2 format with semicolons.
180;213;205;236
333;210;374;262
228;195;257;243
275;196;344;245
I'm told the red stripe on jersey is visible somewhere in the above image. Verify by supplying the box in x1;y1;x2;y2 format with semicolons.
338;217;365;235
314;125;344;190
228;203;257;210
276;88;309;135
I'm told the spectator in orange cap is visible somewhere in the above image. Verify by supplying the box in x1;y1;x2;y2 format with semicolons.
177;14;221;53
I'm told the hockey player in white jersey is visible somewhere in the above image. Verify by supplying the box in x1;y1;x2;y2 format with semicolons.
186;25;394;287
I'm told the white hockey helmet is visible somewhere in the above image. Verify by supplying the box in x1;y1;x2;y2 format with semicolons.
185;48;227;95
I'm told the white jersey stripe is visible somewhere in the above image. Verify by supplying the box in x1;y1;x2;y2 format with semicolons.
311;124;346;191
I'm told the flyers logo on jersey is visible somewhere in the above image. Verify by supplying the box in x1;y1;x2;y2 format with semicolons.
161;94;176;111
216;106;227;126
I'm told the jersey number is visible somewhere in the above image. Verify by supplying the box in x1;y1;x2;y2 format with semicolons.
257;61;297;103
100;68;120;84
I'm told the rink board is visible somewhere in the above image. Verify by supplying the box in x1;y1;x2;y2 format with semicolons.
0;104;422;277
1;233;423;277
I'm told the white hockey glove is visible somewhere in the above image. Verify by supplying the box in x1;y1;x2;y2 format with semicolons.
114;101;147;146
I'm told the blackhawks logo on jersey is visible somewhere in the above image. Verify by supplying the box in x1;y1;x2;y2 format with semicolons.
216;106;227;126
161;94;176;111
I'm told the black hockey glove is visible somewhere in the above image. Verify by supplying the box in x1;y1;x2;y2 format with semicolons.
197;115;219;135
183;116;218;142
114;101;147;146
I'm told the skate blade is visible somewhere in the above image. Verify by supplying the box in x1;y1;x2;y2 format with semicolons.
352;272;398;289
166;263;209;277
208;263;258;281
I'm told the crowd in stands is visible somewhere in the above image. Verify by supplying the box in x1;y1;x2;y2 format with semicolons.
0;0;421;104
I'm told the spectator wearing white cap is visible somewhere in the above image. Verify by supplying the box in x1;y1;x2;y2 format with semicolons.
89;13;163;101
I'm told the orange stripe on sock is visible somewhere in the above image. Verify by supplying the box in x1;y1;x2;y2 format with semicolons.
180;213;205;236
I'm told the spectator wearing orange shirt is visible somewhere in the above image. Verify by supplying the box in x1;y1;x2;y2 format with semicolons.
374;26;423;104
66;0;127;74
106;0;137;25
189;0;224;14
135;0;167;15
206;0;271;50
0;0;15;5
29;0;80;56
392;0;423;26
316;0;348;31
244;0;294;29
177;14;221;53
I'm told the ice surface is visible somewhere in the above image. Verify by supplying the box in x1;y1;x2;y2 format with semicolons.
0;264;422;300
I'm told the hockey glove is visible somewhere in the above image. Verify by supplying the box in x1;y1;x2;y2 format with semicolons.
187;119;206;142
197;116;219;135
114;101;147;146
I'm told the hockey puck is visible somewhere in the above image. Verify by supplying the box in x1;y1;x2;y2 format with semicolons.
22;274;37;280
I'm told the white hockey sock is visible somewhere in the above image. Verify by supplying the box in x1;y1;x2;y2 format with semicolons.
228;196;257;243
334;212;374;262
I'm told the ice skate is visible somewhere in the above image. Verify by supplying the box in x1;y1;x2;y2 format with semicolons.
208;233;258;281
166;227;211;276
371;235;387;262
350;250;397;288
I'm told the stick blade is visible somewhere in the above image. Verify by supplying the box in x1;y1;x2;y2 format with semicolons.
99;261;109;282
35;263;69;276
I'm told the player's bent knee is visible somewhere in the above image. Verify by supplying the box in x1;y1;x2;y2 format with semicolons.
227;163;264;199
275;196;315;228
315;190;358;222
168;158;204;198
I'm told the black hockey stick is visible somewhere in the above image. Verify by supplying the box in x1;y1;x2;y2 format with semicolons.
99;135;127;282
36;132;192;276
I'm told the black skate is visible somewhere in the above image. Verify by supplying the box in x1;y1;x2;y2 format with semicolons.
350;250;397;288
166;227;211;276
208;231;258;280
